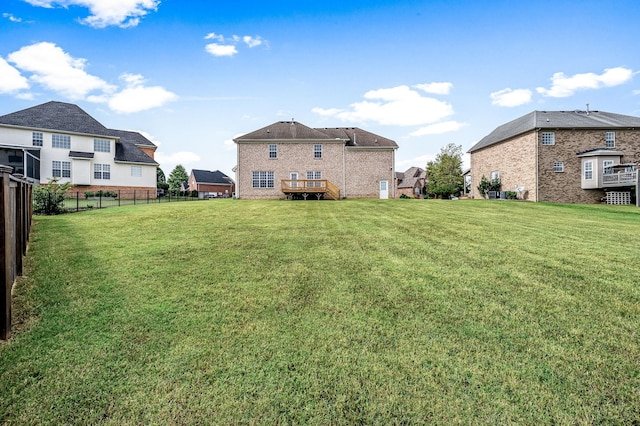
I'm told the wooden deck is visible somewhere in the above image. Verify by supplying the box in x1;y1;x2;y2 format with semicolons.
281;179;340;200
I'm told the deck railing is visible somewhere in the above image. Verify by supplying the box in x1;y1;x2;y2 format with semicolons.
603;171;637;187
281;180;340;200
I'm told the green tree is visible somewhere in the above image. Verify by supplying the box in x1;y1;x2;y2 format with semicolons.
157;167;166;184
167;165;189;191
426;143;464;198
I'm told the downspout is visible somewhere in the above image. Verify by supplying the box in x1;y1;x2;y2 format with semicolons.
236;141;240;199
342;140;347;199
391;149;396;198
535;129;539;202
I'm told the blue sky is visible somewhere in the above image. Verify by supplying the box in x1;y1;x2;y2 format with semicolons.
1;0;640;177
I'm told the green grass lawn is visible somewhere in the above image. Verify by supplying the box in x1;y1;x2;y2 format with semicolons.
2;199;639;424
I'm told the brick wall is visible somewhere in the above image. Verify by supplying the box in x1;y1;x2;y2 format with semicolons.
236;142;395;199
470;132;537;201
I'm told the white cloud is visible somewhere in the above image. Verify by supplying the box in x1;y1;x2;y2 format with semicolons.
155;151;201;173
106;73;177;113
3;12;23;22
243;36;264;48
414;82;453;95
490;88;532;107
7;42;115;99
312;85;454;126
396;154;436;170
0;58;30;93
410;121;467;136
205;43;238;57
204;32;267;57
23;0;159;28
6;42;175;113
536;67;634;98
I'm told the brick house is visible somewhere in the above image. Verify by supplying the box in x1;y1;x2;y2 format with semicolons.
0;101;158;195
468;109;640;203
233;121;398;199
395;167;425;198
188;169;235;198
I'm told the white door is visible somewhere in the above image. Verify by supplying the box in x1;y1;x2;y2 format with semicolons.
379;180;389;199
290;172;298;188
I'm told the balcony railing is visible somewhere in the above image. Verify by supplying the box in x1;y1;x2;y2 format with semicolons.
281;179;340;200
602;171;638;187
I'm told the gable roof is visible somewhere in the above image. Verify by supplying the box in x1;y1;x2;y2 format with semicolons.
468;110;640;153
397;167;425;188
0;101;111;136
111;130;158;165
235;120;398;148
0;101;157;165
191;169;233;184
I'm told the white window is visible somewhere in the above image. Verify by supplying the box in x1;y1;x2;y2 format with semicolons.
131;165;142;177
307;171;322;187
94;164;111;180
603;160;614;175
32;132;43;147
553;162;564;172
541;132;555;145
252;171;274;188
490;170;500;181
605;132;615;148
52;160;71;178
314;144;322;159
94;138;111;153
269;144;277;159
584;161;593;180
52;134;71;149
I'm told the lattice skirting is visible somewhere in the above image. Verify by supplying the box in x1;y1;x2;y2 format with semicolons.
606;191;631;205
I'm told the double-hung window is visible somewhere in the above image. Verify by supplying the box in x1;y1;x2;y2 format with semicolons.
52;134;71;149
94;164;111;180
314;144;322;159
52;160;71;178
307;171;322;187
32;132;43;147
603;160;614;175
490;170;500;181
252;171;274;188
269;144;277;159
584;161;593;180
553;162;564;172
541;132;555;145
605;132;615;148
94;138;111;153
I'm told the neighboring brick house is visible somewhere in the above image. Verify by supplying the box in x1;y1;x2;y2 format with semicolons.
0;101;158;194
395;167;425;198
468;109;640;203
233;121;398;199
188;169;235;198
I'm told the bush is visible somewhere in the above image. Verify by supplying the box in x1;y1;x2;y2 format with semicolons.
190;190;199;198
33;178;72;215
505;191;518;200
477;175;502;198
399;193;411;199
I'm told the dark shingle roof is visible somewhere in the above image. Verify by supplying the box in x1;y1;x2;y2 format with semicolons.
397;167;425;188
112;130;157;165
319;127;398;148
192;169;233;184
0;101;111;136
235;121;398;148
469;110;640;153
0;101;157;165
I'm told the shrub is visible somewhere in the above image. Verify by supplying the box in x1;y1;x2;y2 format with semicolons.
190;190;199;198
399;193;411;199
33;178;72;215
505;191;518;200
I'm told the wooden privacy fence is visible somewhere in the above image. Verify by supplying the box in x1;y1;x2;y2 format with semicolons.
1;165;33;340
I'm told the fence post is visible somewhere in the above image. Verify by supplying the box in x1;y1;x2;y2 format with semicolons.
1;165;13;340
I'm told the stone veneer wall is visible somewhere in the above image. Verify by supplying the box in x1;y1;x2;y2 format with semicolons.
470;132;537;201
538;129;640;204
